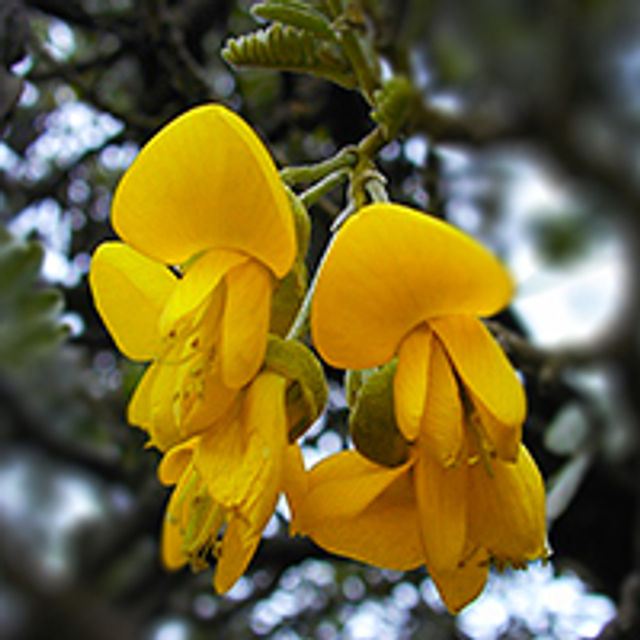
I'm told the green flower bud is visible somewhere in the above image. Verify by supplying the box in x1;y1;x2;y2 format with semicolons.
349;361;410;467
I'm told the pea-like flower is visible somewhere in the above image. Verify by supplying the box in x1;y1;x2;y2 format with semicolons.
89;105;296;449
159;371;303;593
302;202;547;612
290;443;545;613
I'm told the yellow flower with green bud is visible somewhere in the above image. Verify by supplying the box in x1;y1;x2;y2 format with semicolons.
291;202;548;613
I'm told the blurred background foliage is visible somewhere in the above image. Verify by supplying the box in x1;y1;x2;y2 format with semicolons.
1;0;640;638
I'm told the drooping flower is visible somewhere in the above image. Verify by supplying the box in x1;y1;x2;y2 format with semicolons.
306;202;547;611
311;202;525;464
89;105;296;449
290;442;546;613
159;370;304;593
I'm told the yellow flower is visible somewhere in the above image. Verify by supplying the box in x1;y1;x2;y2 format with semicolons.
159;371;302;592
89;105;296;449
306;202;547;611
290;443;546;614
312;202;525;463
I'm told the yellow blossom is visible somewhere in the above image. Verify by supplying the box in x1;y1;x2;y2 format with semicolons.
311;202;525;463
290;444;546;613
159;371;303;592
89;105;296;449
306;202;547;611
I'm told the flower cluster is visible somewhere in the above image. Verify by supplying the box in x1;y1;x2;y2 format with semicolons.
89;105;323;590
90;105;546;613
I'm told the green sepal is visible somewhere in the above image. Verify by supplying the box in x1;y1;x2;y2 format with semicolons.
286;186;311;260
264;334;328;441
349;361;410;467
270;259;307;337
270;187;310;336
371;75;416;140
251;2;336;40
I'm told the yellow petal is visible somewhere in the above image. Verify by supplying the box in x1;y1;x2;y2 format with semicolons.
161;505;188;570
415;451;468;573
300;469;424;571
112;105;296;277
294;450;412;529
161;465;194;570
311;203;513;370
194;372;287;514
158;248;248;336
472;394;522;462
89;242;176;360
177;365;238;437
467;444;547;564
282;444;308;530
214;517;261;593
128;361;181;450
430;547;490;614
127;364;155;428
394;325;432;441
431;315;526;460
157;438;197;485
420;339;464;466
220;260;272;388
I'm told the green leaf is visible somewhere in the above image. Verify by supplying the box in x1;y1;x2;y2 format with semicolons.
17;288;65;322
371;75;416;139
251;2;336;40
0;239;44;300
349;361;410;467
0;226;67;366
222;23;356;89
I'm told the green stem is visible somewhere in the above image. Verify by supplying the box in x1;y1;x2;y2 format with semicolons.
339;26;379;103
364;174;389;202
286;250;324;341
285;126;390;339
357;125;387;158
347;126;389;209
300;168;350;207
324;0;380;103
280;147;357;185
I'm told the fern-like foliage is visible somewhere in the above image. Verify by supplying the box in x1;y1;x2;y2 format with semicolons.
0;226;67;367
222;22;357;89
371;76;417;139
251;1;336;40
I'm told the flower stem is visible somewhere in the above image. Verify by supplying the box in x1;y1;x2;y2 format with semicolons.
285;126;390;340
328;0;380;104
281;147;357;186
300;168;351;207
364;174;389;202
286;253;322;341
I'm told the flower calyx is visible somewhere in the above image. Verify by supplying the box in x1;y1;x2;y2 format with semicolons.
263;334;328;441
349;361;410;468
